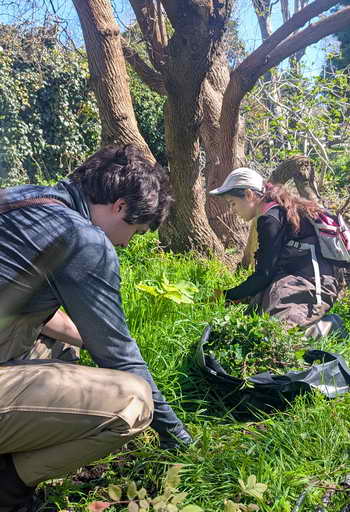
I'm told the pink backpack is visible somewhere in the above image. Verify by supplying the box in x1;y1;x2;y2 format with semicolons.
261;201;350;265
308;211;350;265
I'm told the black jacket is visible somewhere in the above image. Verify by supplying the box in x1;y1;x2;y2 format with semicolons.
225;205;335;301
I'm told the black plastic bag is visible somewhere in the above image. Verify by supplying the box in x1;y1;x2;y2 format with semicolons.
195;325;350;418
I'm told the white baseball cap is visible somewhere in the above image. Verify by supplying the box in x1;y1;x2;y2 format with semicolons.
209;167;264;196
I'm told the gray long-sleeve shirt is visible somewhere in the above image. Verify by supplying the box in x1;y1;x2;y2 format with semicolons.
0;179;183;435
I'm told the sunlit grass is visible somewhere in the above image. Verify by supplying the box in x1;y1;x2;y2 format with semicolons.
41;232;350;511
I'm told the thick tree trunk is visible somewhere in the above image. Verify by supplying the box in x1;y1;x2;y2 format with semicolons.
73;0;152;157
158;3;236;261
160;89;227;260
199;55;248;259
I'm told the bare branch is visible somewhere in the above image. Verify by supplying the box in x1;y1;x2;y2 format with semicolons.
157;0;168;48
129;0;167;70
260;6;350;75
121;37;166;95
280;0;290;23
237;0;339;80
252;0;273;40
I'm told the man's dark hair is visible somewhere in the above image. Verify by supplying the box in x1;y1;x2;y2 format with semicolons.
70;144;172;230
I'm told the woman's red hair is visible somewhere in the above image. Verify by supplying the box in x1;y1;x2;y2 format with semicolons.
263;183;322;233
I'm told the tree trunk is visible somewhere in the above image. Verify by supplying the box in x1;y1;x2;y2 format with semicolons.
160;95;227;259
199;54;248;259
72;0;152;157
158;3;237;262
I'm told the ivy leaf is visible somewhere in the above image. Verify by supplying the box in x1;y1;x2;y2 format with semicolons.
87;502;112;512
108;484;122;501
127;481;138;500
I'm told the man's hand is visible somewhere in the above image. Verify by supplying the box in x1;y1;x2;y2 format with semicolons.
41;310;83;347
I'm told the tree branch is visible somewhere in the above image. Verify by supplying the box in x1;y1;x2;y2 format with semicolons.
237;0;339;78
259;6;350;75
121;38;166;95
129;0;167;70
252;0;273;40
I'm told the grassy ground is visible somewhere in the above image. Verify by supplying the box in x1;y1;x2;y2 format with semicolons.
39;233;350;512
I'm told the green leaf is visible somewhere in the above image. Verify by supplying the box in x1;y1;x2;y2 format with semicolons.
108;484;122;502
127;481;138;500
247;475;257;488
138;488;148;500
167;504;178;512
163;291;187;304
175;281;199;294
239;475;267;501
139;499;150;510
128;501;139;512
152;495;166;504
171;492;187;505
153;502;167;511
224;500;242;512
164;464;183;490
136;283;162;297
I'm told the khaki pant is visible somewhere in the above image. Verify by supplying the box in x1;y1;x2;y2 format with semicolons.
250;274;339;331
0;337;153;487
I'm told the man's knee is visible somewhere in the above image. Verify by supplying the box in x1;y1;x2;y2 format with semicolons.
110;372;154;435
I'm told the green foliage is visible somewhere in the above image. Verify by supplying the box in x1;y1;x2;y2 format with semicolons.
207;308;304;378
0;24;100;184
136;275;199;304
244;68;350;185
87;465;203;512
129;68;166;165
35;231;350;510
0;23;167;185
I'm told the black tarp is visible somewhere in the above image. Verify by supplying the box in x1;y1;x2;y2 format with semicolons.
195;325;350;418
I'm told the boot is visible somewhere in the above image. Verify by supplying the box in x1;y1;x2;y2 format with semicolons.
0;454;35;512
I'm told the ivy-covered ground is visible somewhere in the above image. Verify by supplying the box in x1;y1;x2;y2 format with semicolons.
36;232;350;512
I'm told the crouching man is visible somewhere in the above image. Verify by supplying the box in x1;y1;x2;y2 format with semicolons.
0;144;191;511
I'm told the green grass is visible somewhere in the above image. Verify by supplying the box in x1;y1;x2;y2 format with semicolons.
40;232;350;511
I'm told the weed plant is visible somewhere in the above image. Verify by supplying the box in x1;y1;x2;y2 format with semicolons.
41;232;350;511
207;309;305;378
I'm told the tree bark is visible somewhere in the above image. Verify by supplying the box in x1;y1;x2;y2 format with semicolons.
199;53;248;256
73;0;153;157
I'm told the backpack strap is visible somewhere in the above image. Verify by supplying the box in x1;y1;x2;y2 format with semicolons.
259;201;279;216
286;240;322;305
0;197;66;214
